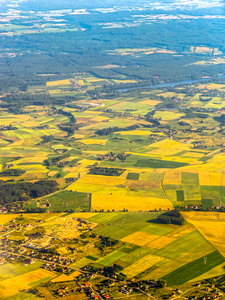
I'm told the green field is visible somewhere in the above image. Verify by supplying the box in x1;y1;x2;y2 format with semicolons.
97;251;126;266
127;172;140;180
3;293;40;300
181;172;199;185
176;190;185;202
38;191;91;212
0;262;44;279
162;251;225;286
135;159;188;169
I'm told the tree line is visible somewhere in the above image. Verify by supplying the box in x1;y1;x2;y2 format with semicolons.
0;180;58;204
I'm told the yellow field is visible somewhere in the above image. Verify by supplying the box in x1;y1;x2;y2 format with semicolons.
9;139;24;146
166;223;195;239
221;173;225;186
0;269;56;297
154;111;185;121
163;171;181;185
121;231;159;246
85;110;102;115
157;92;185;99
51;271;81;283
182;212;225;257
68;182;127;195
22;213;63;221
91;193;173;211
181;151;204;158
0;214;16;224
69;212;96;219
148;139;190;151
72;133;85;139
198;171;222;186
81;139;108;145
123;254;163;278
11;114;31;121
91;116;109;122
207;83;225;90
147;236;175;249
77;79;85;85
77;174;125;186
13;156;47;164
46;79;72;86
48;171;58;177
138;99;161;106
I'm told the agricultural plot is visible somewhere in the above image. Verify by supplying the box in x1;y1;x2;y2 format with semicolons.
34;191;91;213
0;268;56;297
182;212;225;258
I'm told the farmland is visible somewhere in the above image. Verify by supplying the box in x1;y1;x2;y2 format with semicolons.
2;0;225;297
0;79;225;213
1;211;225;299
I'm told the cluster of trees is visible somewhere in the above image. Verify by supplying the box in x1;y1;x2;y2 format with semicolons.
89;166;125;176
183;112;209;119
95;236;119;251
44;152;70;166
95;124;139;136
0;180;58;204
102;264;124;278
1;93;68;111
0;169;25;176
156;209;184;225
25;207;46;213
0;124;17;131
56;109;79;136
145;114;161;126
38;135;54;145
133;279;167;289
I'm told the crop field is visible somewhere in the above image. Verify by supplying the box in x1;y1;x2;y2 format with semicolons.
37;191;91;213
91;193;173;211
0;215;17;224
182;212;225;257
46;79;72;87
65;211;225;285
0;268;56;297
138;99;161;106
121;231;160;246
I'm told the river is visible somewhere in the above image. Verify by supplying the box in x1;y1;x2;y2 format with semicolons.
117;75;225;92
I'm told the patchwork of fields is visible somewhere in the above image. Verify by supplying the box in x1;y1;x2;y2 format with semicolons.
64;212;225;286
1;211;225;298
0;82;225;212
